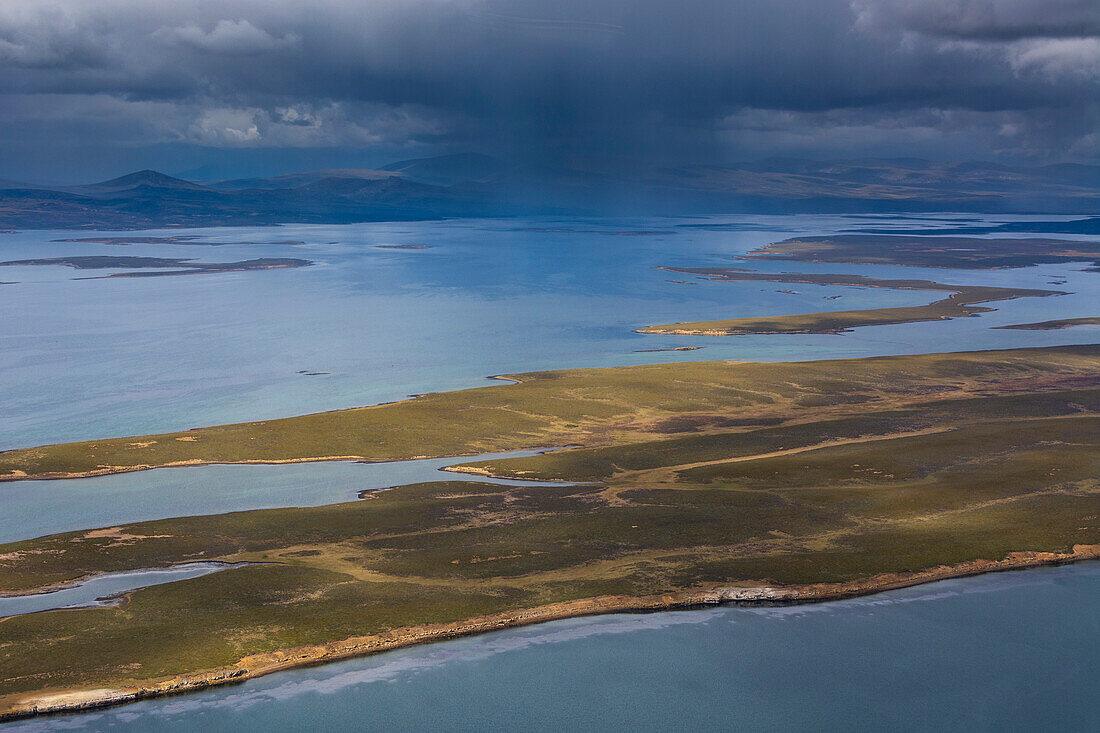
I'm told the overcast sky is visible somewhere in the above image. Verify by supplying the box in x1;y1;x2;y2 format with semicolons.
1;0;1098;182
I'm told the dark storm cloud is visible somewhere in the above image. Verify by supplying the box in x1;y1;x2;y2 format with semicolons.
0;0;1097;181
853;0;1100;40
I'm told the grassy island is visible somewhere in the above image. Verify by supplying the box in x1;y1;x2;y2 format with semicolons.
743;234;1100;270
0;256;311;278
639;268;1062;335
996;317;1100;331
0;345;1098;719
0;345;1091;482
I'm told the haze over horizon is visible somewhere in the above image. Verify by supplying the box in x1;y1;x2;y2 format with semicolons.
2;0;1099;184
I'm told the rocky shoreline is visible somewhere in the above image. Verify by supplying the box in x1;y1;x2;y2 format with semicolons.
3;543;1096;723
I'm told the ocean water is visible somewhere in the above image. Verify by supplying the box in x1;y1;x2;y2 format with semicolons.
4;563;1097;732
1;214;1098;730
2;215;1099;450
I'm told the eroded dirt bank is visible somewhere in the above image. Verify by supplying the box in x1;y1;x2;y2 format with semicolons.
3;544;1096;723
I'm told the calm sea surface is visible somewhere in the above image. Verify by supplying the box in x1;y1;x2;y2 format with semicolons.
0;449;574;543
3;563;1097;733
3;215;1098;450
1;214;1097;730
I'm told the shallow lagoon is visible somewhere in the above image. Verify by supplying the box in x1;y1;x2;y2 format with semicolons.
0;449;570;543
0;563;238;619
3;215;1099;449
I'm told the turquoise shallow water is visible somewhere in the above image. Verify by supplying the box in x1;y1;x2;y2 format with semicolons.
2;215;1098;449
0;564;238;618
1;214;1098;730
0;449;572;543
3;563;1096;732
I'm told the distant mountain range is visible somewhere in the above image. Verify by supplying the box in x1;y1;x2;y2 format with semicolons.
2;154;1100;229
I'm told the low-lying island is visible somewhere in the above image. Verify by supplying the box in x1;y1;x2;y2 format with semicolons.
1;345;1098;720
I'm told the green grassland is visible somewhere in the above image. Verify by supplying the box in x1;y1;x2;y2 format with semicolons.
997;316;1100;331
743;234;1100;269
2;346;1095;481
640;269;1062;335
0;346;1098;708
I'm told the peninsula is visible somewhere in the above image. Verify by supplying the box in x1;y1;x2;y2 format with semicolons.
638;268;1063;335
0;345;1097;719
996;317;1100;331
743;234;1100;270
